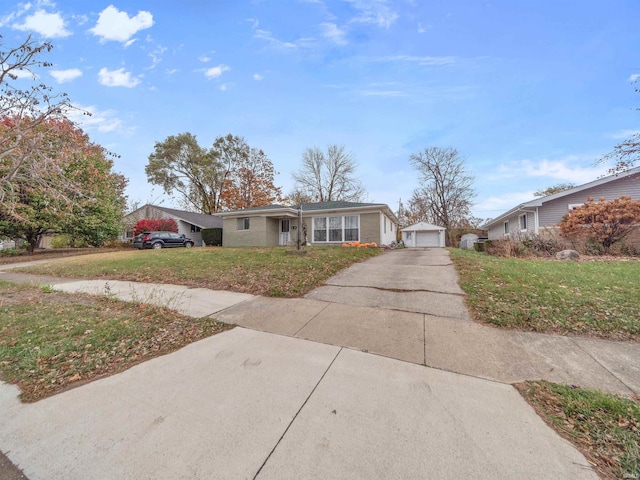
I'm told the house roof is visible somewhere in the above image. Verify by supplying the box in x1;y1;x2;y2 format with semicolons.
128;205;222;228
217;201;399;223
401;221;446;232
482;166;640;229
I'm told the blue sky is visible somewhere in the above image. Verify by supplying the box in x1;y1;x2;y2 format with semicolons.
2;0;639;220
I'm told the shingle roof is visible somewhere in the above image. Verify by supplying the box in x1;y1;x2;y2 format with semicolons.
151;205;222;228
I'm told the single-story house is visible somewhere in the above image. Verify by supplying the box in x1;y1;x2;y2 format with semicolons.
483;166;640;240
122;204;222;246
401;222;446;247
217;201;399;247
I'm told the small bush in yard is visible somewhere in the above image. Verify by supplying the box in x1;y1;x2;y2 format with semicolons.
521;234;564;256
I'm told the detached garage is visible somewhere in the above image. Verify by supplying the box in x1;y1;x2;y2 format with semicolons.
401;222;446;248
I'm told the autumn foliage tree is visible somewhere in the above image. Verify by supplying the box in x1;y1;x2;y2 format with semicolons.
133;218;178;236
0;118;127;251
220;142;282;210
146;133;282;213
559;196;640;251
1;34;75;214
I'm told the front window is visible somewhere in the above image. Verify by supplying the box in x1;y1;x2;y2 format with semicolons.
329;216;342;241
313;215;359;243
237;217;250;230
313;217;327;241
345;216;359;241
503;221;509;235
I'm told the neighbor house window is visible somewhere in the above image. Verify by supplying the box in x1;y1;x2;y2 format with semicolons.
519;214;527;231
190;225;201;233
313;215;360;242
568;203;583;211
503;221;509;235
237;217;250;230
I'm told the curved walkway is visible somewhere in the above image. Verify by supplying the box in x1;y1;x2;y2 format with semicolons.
1;249;637;479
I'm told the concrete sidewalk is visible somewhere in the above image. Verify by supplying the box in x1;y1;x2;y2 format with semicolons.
0;249;636;478
0;328;596;479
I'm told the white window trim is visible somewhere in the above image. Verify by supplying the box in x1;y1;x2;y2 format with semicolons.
237;217;250;231
568;203;584;211
519;213;527;231
503;220;509;235
311;214;360;243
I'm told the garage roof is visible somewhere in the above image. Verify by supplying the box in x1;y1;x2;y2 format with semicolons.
401;221;445;232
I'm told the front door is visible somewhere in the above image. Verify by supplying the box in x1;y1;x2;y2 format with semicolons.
279;219;290;246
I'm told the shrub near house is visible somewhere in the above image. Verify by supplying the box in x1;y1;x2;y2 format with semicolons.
133;218;178;236
559;196;640;253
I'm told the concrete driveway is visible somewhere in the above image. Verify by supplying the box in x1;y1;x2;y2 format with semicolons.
2;248;635;478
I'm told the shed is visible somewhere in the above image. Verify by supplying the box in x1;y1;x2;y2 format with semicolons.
401;222;446;248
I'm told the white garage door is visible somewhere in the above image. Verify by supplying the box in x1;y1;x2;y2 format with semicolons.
416;231;440;247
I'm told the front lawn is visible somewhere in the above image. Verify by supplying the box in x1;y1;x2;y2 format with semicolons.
0;282;230;402
517;381;640;480
449;249;640;341
15;246;382;297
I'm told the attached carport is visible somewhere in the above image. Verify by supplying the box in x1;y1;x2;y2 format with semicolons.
401;222;446;248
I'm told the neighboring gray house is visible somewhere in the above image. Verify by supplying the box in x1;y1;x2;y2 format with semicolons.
483;167;640;240
401;222;446;247
122;204;222;246
217;201;399;247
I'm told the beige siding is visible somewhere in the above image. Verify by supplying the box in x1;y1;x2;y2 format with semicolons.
223;216;274;247
360;213;381;244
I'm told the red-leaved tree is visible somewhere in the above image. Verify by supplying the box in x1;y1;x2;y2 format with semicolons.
133;218;178;236
559;196;640;251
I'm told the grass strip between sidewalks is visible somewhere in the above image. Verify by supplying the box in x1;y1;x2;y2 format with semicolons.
0;282;231;402
449;249;640;341
14;246;381;297
516;381;640;480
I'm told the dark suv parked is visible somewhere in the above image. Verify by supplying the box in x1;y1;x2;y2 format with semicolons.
133;231;195;249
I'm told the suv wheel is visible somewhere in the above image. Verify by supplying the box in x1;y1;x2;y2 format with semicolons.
152;242;163;249
185;242;193;248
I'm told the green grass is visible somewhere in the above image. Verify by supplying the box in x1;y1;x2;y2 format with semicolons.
16;246;382;297
0;282;230;402
449;249;640;341
517;381;640;480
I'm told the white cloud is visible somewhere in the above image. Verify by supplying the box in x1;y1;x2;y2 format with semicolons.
50;68;82;83
90;5;153;44
13;9;71;38
0;3;32;27
199;55;212;63
629;74;640;82
321;22;347;45
204;64;230;79
68;104;123;133
608;129;640;140
147;45;167;69
373;55;456;66
417;22;431;33
345;0;398;29
359;89;406;97
254;29;299;50
98;67;141;88
496;158;608;184
253;73;263;81
473;191;536;218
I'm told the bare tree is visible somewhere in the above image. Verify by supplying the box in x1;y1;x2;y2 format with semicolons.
0;34;76;216
533;183;576;197
408;147;476;245
292;144;365;202
600;81;639;172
